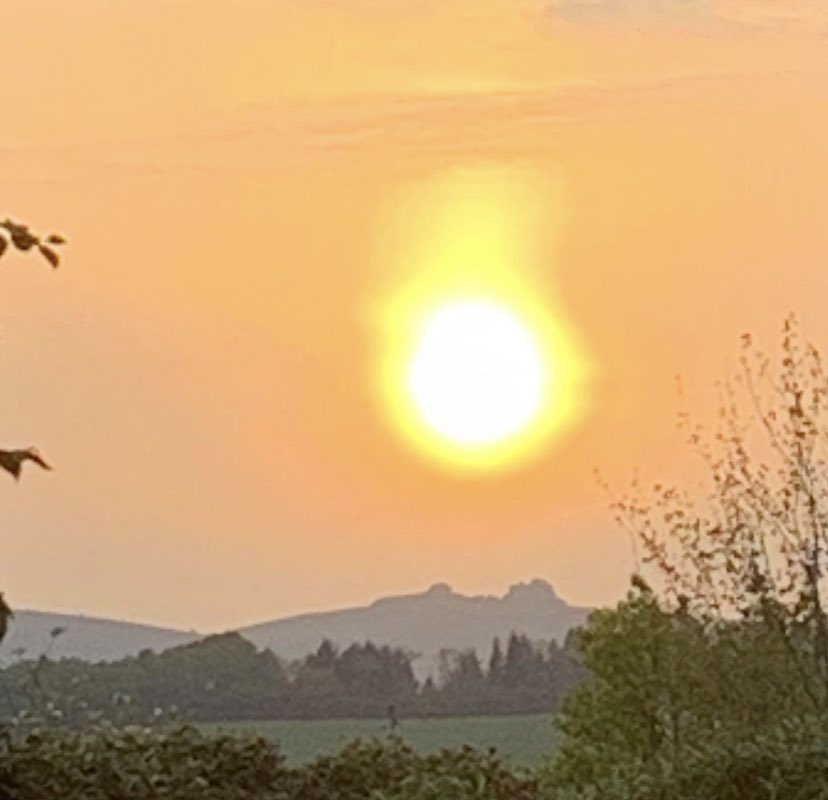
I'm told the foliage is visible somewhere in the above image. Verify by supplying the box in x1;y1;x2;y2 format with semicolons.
545;713;828;800
545;320;828;798
665;717;828;800
544;584;821;796
0;632;583;724
277;738;539;800
292;640;419;718
0;218;64;269
428;634;583;717
616;317;828;703
0;723;541;800
0;724;288;800
0;633;291;727
0;215;62;648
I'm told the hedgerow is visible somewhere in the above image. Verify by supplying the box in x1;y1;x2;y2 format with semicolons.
0;724;540;800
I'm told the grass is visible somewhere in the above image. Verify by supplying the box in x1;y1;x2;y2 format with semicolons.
204;713;558;767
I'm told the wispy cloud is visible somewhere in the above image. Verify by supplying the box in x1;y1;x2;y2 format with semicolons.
547;0;719;31
716;1;828;32
546;0;828;33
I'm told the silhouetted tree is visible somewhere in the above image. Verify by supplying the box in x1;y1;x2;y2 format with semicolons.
548;320;828;799
614;317;828;709
503;634;541;689
487;637;505;687
307;640;338;670
441;650;485;693
0;633;586;723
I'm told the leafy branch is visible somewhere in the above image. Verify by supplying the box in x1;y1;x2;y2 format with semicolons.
0;219;65;269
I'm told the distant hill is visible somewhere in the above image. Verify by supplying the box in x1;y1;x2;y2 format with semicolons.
0;611;199;664
240;580;591;680
0;580;591;678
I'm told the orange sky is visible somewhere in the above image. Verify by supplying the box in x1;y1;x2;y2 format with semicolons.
3;0;828;631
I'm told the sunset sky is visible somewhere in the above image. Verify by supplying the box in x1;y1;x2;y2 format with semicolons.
3;0;828;632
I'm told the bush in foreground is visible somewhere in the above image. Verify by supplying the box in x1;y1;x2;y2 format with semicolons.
0;724;538;800
284;739;538;800
0;724;288;800
544;715;828;800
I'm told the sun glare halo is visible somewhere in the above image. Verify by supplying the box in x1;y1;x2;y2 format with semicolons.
371;165;591;474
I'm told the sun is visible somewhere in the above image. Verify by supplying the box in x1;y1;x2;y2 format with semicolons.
370;165;592;473
407;300;548;447
377;288;588;473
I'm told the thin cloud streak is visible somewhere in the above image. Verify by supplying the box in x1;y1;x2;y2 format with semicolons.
547;0;828;33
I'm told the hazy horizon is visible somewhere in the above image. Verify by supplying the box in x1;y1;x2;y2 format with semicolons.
12;576;582;633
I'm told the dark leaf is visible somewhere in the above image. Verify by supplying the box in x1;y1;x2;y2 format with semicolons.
0;237;6;259
10;225;35;251
45;234;66;245
39;245;59;268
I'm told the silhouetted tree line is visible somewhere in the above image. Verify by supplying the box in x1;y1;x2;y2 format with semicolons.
0;631;584;725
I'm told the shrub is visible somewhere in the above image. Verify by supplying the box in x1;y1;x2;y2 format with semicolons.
285;738;539;800
544;716;828;800
0;724;288;800
0;724;541;800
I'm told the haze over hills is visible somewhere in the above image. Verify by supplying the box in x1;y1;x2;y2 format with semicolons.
241;579;591;679
0;611;199;665
0;581;591;678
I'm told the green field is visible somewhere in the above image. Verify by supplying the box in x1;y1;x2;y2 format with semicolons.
205;714;558;767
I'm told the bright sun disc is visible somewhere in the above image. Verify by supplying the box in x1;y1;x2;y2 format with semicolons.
408;301;547;447
376;287;589;474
